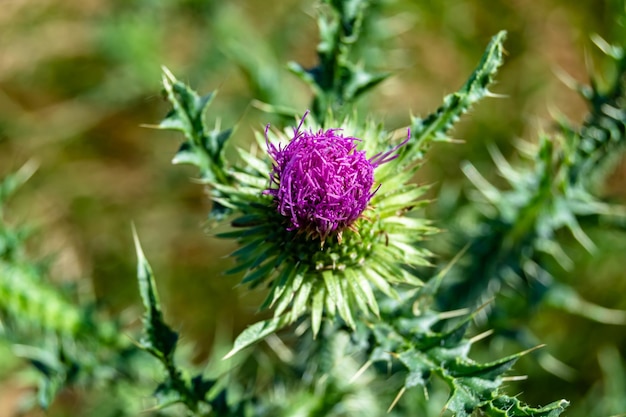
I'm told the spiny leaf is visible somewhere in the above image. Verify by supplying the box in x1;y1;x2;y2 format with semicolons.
398;30;507;168
288;0;385;122
479;398;570;417
158;67;232;190
133;227;178;360
366;299;568;417
12;344;73;409
0;161;38;207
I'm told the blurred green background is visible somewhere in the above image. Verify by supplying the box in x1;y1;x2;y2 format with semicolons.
1;0;625;415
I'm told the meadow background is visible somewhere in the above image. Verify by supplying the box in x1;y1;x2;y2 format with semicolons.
1;0;625;415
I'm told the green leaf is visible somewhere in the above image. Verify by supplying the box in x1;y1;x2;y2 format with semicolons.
397;349;434;388
12;344;67;409
398;31;507;167
158;67;231;186
345;67;390;101
480;398;570;417
291;279;314;322
133;227;178;360
236;148;271;177
367;298;568;417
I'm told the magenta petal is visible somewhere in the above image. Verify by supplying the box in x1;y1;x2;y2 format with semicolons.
266;114;405;239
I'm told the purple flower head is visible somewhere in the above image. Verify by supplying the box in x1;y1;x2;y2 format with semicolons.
266;112;407;241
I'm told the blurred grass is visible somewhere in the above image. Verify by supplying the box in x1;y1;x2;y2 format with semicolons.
1;0;625;415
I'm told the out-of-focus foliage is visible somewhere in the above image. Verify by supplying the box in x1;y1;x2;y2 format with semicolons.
428;0;626;409
0;164;152;415
287;0;390;123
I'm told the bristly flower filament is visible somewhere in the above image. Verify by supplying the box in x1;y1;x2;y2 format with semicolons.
265;111;408;243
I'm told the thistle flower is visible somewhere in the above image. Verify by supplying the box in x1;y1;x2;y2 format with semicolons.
211;113;436;347
265;112;402;242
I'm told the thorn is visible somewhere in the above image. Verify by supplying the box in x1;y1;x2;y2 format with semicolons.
189;177;208;185
131;223;142;259
445;138;466;144
552;66;580;91
387;351;399;359
487;143;519;180
141;405;160;414
501;375;528;382
600;103;623;120
512;137;537;158
517;344;546;357
538;351;578;381
461;161;501;203
437;308;471;320
350;360;373;383
484;90;508;99
251;99;273;112
16;159;39;183
387;386;406;413
139;124;162;129
469;329;494;344
294;321;308;337
141;399;178;413
222;348;237;360
583;46;596;83
590;33;622;58
568;220;596;253
474;297;496;315
161;66;176;83
125;333;143;349
265;334;294;363
434;243;470;283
